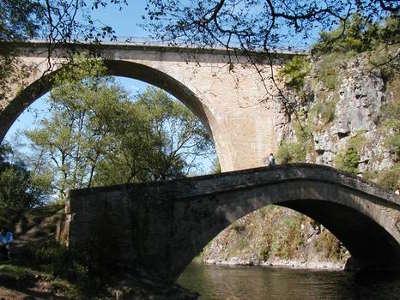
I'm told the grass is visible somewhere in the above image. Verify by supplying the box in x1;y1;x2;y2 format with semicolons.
0;263;80;298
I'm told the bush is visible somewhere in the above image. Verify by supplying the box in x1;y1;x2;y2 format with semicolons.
335;146;360;175
314;228;343;261
377;164;400;189
279;56;311;91
382;84;400;160
312;13;387;55
277;142;307;164
0;144;50;210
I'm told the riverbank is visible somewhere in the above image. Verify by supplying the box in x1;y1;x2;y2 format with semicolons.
204;257;345;271
0;263;199;299
0;205;199;299
202;206;350;271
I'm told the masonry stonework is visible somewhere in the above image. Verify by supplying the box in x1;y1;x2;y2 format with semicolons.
66;164;400;280
0;42;299;171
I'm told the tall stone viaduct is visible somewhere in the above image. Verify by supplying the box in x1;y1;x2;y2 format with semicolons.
0;41;299;171
67;164;400;280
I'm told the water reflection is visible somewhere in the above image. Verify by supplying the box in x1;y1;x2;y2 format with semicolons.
178;263;400;300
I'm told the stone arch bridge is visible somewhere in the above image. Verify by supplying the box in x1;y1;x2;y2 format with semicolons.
66;164;400;281
0;41;299;171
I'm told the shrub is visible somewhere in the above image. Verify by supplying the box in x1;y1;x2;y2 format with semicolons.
382;89;400;159
314;228;343;261
377;164;400;189
277;142;307;164
312;13;385;55
315;53;346;90
335;146;360;175
278;56;311;91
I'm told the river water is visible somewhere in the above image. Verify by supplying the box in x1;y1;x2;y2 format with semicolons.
178;263;400;299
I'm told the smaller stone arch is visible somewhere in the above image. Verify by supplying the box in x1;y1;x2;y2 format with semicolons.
66;164;400;281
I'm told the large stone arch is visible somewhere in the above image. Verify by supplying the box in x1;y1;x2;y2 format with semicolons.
66;164;400;281
0;58;216;142
1;41;289;171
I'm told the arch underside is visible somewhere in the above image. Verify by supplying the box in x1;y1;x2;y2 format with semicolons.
0;59;216;142
170;180;400;279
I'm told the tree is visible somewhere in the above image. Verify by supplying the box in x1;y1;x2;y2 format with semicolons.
0;144;49;210
312;13;400;54
144;0;398;52
25;57;126;198
0;0;128;105
94;87;215;185
25;57;215;198
0;0;128;45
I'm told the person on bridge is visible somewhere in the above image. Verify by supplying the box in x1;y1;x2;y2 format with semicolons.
0;227;13;260
268;153;276;166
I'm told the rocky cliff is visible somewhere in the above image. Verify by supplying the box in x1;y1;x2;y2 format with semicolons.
202;49;400;269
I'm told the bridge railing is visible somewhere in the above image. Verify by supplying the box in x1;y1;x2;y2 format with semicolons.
24;36;309;55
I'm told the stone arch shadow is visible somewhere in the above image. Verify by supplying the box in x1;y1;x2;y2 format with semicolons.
0;59;217;142
66;164;400;280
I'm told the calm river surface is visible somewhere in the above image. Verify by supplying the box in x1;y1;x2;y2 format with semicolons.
178;263;400;300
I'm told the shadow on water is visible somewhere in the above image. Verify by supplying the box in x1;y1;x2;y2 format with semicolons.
177;262;400;300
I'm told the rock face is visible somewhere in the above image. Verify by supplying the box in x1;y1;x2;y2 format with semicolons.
203;53;398;269
311;57;391;171
202;206;349;269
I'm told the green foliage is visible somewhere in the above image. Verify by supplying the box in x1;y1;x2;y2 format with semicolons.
18;239;103;296
0;0;44;92
279;56;311;91
312;14;400;91
377;164;400;190
312;14;399;55
315;53;347;90
270;216;304;259
335;146;360;175
25;57;214;198
382;87;400;159
309;100;336;130
0;0;43;42
348;131;366;152
0;144;49;210
25;57;120;198
277;142;306;164
277;119;312;164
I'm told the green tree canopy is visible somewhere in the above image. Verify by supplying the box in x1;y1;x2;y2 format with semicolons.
144;0;398;51
0;144;49;210
312;14;400;55
25;58;215;199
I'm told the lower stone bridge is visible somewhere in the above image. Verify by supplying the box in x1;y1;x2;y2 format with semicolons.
65;164;400;281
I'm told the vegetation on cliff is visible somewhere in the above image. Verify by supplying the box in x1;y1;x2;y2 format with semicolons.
205;14;400;268
202;206;349;268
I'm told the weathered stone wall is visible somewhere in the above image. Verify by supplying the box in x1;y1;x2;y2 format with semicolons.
66;164;400;280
